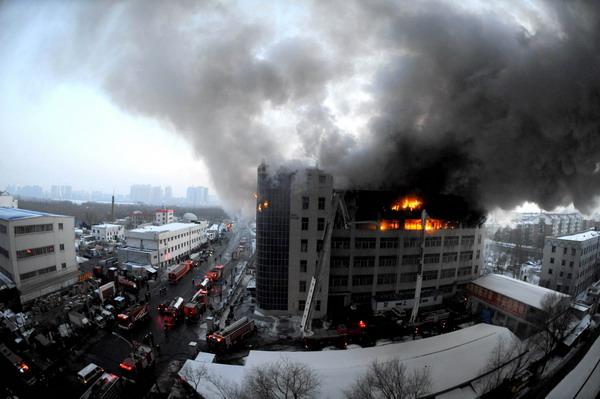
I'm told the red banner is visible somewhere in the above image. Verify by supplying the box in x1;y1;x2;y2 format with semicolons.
467;282;526;318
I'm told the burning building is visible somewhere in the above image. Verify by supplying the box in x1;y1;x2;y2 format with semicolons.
255;163;485;317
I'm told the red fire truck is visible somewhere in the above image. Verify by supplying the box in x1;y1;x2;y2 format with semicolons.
119;342;155;382
117;303;149;330
206;317;255;352
163;296;185;330
206;265;224;282
117;276;137;293
168;261;192;284
184;290;209;322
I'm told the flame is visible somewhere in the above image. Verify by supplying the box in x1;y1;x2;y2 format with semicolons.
257;200;269;212
404;219;444;230
253;193;258;198
380;220;401;230
391;197;422;211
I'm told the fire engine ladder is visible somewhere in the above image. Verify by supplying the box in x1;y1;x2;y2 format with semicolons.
409;209;430;325
300;192;349;336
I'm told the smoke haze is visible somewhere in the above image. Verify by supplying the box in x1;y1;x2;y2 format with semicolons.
2;0;600;216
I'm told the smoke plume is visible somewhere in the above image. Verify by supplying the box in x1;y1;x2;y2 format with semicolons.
3;0;600;216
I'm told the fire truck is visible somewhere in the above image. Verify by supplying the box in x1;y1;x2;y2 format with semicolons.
79;372;122;399
118;342;155;382
163;296;185;330
206;317;255;352
168;260;192;284
206;265;223;282
117;303;149;330
184;289;209;322
117;276;137;293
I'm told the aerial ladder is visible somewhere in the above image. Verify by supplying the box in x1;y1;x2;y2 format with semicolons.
409;209;430;325
300;191;349;336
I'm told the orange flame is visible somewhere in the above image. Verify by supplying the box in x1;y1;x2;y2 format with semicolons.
391;197;422;211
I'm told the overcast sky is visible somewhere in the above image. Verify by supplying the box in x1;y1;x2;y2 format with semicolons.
1;0;599;217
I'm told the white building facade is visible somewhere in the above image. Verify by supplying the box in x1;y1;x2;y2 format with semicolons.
91;223;125;243
0;192;17;208
155;209;174;225
118;222;208;269
0;207;79;303
540;230;600;296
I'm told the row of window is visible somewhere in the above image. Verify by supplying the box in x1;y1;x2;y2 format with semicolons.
14;223;57;235
327;267;475;288
331;235;480;249
301;218;325;231
20;265;57;281
16;245;55;260
327;252;474;268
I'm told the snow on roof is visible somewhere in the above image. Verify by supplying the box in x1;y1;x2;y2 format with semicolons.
92;223;122;228
554;230;600;242
129;222;195;233
472;274;567;310
0;207;66;221
181;324;517;398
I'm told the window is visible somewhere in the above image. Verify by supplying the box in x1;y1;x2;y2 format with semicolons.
0;246;9;258
330;257;350;269
301;240;308;252
379;256;396;267
60;244;65;250
548;269;553;275
561;260;565;266
354;256;375;268
442;252;458;263
301;218;309;231
299;300;306;311
569;261;574;268
567;273;572;279
563;247;567;255
552;246;556;253
329;276;348;287
404;238;420;248
550;258;554;264
318;197;325;210
317;218;325;231
425;237;441;247
423;270;438;281
299;280;307;293
377;273;396;284
0;225;6;234
62;263;66;269
14;224;53;235
459;251;473;262
457;266;472;276
352;275;374;286
355;238;376;249
441;268;456;278
380;238;398;249
402;255;420;265
302;197;310;209
331;238;350;249
16;245;55;260
20;265;57;280
424;254;440;264
400;272;417;282
559;271;564;277
319;175;326;184
445;236;459;246
474;265;479;275
300;260;307;273
571;248;576;256
461;235;475;246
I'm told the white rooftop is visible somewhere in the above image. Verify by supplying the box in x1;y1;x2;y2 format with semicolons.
93;223;121;228
472;274;568;310
554;230;600;242
179;324;518;399
129;222;195;233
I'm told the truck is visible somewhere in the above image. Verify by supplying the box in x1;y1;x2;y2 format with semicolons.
117;275;137;293
168;261;192;284
69;311;92;329
117;303;149;330
80;372;122;399
118;342;155;382
206;265;224;282
163;296;185;330
184;289;209;322
206;317;255;353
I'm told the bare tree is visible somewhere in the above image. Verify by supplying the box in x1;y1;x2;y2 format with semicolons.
179;362;209;392
344;358;431;399
476;335;532;395
531;292;575;373
243;357;322;399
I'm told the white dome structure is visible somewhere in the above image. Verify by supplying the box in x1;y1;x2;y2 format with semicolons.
182;212;198;222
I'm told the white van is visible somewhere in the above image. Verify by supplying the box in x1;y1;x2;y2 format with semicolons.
77;363;104;385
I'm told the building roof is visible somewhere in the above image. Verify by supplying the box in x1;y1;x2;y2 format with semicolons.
129;222;196;233
472;274;567;310
179;324;518;398
0;207;65;221
93;223;122;228
553;230;600;242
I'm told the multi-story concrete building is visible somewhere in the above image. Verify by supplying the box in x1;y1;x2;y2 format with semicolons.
117;221;208;269
186;186;208;206
0;207;78;303
255;164;485;317
540;230;600;296
0;192;18;208
515;212;584;249
91;223;125;243
155;209;174;225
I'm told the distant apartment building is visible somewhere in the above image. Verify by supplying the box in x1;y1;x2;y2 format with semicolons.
91;223;125;243
118;222;208;269
130;184;153;204
255;163;485;317
6;185;44;199
186;186;208;206
0;207;79;303
164;186;173;202
50;185;72;200
540;230;600;296
515;212;584;248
